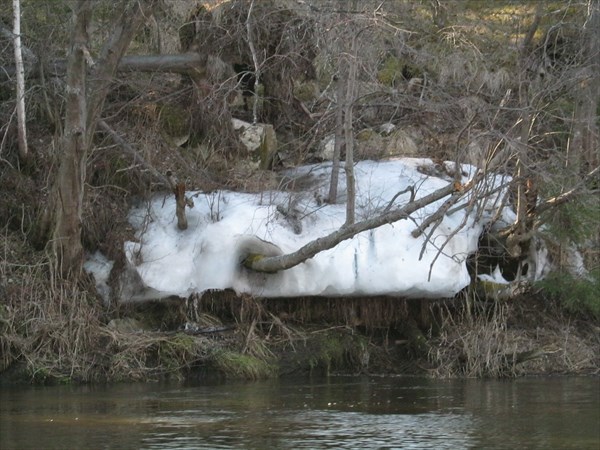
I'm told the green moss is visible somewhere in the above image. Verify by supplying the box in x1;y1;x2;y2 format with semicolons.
257;125;277;170
156;334;198;372
476;280;510;301
378;56;404;86
159;104;190;146
378;57;421;87
305;331;370;375
315;334;345;374
293;80;319;102
243;253;264;267
212;349;276;380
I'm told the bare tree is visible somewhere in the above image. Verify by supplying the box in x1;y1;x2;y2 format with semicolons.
50;0;157;276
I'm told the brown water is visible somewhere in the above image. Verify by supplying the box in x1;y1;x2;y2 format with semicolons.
1;376;598;449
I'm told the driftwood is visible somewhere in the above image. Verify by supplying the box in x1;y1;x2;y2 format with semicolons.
243;179;463;273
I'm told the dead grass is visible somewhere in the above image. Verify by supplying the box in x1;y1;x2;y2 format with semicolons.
428;293;599;378
0;229;231;382
0;229;105;381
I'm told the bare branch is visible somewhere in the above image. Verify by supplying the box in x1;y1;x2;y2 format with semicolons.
533;165;599;217
97;120;170;187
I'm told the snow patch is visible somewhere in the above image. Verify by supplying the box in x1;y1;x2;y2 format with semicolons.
113;158;529;301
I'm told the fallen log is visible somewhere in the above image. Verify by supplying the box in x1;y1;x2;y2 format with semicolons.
1;53;208;81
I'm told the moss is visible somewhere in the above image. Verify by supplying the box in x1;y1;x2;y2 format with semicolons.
293;80;319;102
313;333;345;374
476;280;510;301
156;334;198;372
243;253;264;268
356;128;376;141
304;331;370;375
159;104;190;146
211;349;276;380
257;124;277;170
378;57;422;87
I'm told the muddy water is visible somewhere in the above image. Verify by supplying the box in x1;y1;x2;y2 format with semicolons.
1;376;598;449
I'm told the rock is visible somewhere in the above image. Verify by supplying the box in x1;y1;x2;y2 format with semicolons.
385;128;419;157
379;123;396;135
231;118;278;169
316;134;336;161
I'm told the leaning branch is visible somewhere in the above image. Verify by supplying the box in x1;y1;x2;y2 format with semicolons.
244;181;461;273
533;165;599;217
98;120;170;186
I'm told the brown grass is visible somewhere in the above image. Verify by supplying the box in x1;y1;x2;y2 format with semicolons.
428;293;599;378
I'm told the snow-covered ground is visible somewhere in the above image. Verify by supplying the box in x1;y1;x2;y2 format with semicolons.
87;158;544;302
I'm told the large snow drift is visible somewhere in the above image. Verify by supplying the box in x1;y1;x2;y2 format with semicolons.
118;158;518;301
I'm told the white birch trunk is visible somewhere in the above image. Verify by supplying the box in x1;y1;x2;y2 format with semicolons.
12;0;28;159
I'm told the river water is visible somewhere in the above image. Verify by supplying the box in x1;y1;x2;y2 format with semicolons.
0;375;598;449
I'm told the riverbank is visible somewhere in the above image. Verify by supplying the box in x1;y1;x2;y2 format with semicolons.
1;230;598;384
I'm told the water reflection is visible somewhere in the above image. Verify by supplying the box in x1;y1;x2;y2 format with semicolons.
1;376;598;449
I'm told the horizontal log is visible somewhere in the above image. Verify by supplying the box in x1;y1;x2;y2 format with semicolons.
0;53;207;81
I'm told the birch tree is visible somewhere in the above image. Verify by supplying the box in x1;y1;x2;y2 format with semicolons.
12;0;28;159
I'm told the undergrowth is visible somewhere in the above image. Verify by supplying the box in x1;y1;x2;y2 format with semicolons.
429;292;599;378
537;270;600;321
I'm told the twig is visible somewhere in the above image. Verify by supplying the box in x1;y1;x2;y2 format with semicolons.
383;185;415;212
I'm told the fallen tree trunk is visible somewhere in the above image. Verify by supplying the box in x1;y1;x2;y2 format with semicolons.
0;53;208;81
243;180;463;273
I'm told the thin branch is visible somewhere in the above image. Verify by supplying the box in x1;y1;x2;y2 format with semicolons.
246;0;261;125
534;165;599;217
427;202;474;282
415;192;463;261
412;191;462;239
383;185;415;212
98;120;170;187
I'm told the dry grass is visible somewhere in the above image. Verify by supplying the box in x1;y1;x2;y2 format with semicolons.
0;229;105;381
428;294;599;378
0;229;229;382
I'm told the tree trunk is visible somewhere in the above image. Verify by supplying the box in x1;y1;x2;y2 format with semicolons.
52;0;156;276
86;0;156;140
0;53;208;81
344;35;358;226
570;1;600;172
12;0;28;159
246;0;261;125
52;0;90;276
328;78;344;204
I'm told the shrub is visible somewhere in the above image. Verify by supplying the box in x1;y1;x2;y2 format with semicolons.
537;270;600;321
